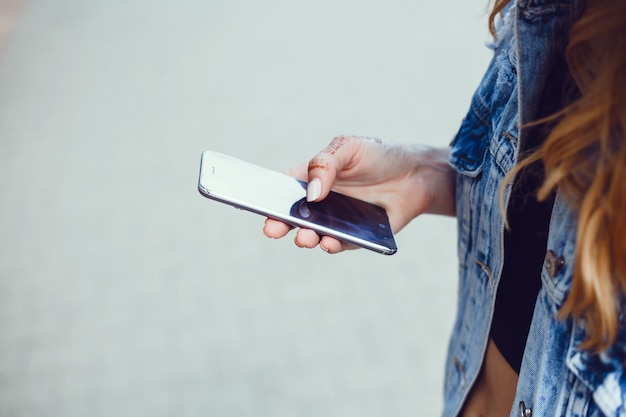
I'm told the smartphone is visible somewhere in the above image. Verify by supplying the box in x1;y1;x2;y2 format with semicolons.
197;150;397;255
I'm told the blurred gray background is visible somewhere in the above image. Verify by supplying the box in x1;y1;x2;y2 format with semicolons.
0;1;491;416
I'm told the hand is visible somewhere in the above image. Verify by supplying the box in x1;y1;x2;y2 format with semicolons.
263;135;456;253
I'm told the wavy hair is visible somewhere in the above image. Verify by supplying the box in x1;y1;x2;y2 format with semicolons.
493;0;626;352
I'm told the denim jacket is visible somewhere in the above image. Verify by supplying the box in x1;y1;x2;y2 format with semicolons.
444;0;626;416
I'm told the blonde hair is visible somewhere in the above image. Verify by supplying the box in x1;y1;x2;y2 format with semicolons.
492;0;626;352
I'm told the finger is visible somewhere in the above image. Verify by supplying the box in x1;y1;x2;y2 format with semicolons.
306;135;359;202
320;236;358;254
294;228;321;249
263;218;293;239
319;236;343;253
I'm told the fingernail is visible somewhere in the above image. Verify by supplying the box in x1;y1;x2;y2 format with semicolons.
307;178;322;202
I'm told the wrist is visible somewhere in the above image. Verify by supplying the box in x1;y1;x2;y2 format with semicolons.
412;146;456;217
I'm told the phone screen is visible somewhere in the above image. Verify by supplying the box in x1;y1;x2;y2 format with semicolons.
198;151;397;255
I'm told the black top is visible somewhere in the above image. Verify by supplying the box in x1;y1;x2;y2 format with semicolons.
490;171;553;373
490;54;574;374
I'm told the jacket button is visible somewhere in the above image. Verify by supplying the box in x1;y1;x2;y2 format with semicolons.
545;250;564;278
519;401;532;417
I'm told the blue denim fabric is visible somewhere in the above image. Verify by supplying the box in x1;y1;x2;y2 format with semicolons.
444;0;626;416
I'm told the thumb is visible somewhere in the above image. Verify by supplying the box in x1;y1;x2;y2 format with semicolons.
306;136;357;202
306;177;325;202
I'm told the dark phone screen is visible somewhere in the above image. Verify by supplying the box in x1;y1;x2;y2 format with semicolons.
289;180;396;250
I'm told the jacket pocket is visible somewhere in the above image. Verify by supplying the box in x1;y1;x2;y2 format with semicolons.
449;94;491;177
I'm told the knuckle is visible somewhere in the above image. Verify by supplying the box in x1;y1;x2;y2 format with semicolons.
308;155;330;171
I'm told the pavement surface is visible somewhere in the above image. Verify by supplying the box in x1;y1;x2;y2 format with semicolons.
0;1;491;416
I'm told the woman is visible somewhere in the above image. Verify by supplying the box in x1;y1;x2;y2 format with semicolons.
264;0;626;415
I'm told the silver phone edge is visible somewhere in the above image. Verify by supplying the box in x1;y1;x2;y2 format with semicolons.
198;184;397;256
